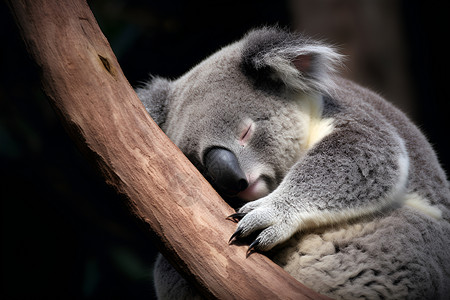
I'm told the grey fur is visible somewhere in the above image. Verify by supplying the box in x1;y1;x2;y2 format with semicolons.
241;27;343;94
136;76;172;128
137;28;450;299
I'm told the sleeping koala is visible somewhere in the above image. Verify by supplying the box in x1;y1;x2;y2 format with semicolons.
136;27;450;299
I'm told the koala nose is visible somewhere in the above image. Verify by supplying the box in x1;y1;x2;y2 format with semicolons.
204;147;248;195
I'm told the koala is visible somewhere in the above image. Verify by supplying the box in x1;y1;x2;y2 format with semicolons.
136;27;450;299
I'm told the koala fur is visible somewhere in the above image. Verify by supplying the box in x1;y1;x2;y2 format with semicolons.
136;27;450;299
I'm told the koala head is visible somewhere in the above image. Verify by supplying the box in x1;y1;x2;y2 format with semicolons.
137;27;341;204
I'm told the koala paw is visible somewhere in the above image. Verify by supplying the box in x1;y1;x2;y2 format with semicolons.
227;196;299;254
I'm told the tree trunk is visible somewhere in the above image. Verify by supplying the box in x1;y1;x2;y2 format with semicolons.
6;0;329;299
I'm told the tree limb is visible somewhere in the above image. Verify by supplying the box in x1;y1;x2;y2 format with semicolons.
7;0;329;298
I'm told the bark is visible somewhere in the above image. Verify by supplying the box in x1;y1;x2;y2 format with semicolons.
7;0;329;299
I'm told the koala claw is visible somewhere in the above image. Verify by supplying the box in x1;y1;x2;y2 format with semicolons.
246;239;260;257
226;212;246;222
229;228;243;243
228;196;300;251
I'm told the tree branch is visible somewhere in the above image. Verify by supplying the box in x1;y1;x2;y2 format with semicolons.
7;0;329;298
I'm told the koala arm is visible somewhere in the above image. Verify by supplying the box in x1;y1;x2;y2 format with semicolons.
231;116;409;252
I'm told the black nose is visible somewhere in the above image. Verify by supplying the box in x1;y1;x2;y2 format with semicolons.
204;147;248;195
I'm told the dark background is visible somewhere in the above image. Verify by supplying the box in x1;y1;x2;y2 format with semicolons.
1;0;449;299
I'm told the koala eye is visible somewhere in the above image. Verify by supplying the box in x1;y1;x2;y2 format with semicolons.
241;124;252;140
239;119;255;146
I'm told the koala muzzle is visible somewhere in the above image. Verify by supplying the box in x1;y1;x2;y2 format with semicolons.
204;147;248;195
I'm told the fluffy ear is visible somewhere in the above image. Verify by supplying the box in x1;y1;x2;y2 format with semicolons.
241;27;343;94
136;76;172;128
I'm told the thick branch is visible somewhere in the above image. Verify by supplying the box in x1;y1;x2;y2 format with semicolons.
7;1;329;299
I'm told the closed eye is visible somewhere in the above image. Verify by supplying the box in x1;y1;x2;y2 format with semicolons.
241;124;251;140
239;122;254;146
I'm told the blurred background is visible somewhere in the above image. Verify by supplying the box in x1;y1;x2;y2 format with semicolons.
1;0;449;298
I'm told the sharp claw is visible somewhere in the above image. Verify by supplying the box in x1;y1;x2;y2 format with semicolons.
246;239;260;257
226;212;246;222
229;228;243;244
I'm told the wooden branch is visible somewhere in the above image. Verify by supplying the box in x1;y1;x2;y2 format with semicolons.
7;1;329;299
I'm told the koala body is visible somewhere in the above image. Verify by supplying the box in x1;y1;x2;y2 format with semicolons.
137;28;450;299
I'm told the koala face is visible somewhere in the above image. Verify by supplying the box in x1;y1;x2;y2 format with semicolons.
138;28;341;203
163;43;311;201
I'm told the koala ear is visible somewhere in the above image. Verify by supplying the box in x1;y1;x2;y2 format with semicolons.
136;76;172;129
241;27;343;94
